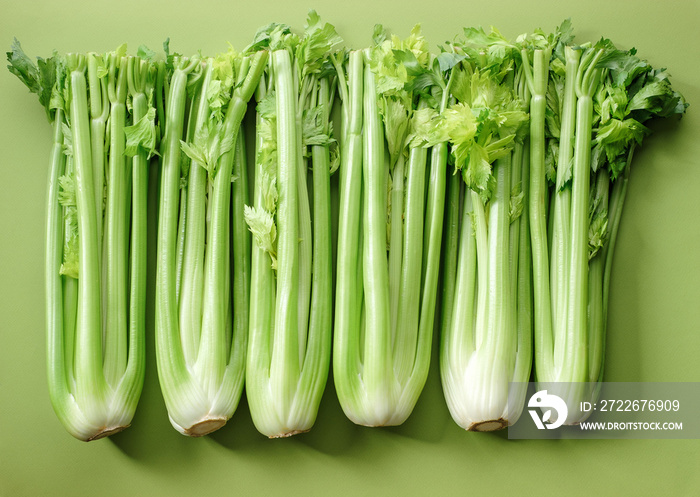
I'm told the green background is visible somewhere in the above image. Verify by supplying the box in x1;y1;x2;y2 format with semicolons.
1;0;699;495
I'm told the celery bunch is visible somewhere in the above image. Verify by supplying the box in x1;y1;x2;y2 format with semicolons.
523;23;688;424
8;42;154;440
244;14;340;438
438;28;532;431
155;44;267;436
8;17;688;439
333;26;452;426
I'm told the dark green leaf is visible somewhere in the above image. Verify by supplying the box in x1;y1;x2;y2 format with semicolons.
7;38;57;120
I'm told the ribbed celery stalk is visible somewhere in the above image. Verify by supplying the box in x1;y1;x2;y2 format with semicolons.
358;54;393;424
155;49;267;436
86;54;108;252
549;47;580;356
523;46;555;386
119;55;152;424
333;50;365;419
155;57;199;434
103;54;129;387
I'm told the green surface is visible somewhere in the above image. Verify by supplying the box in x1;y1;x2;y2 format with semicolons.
1;1;699;495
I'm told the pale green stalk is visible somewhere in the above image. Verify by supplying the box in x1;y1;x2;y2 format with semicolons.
155;58;210;435
333;51;365;418
440;47;530;431
562;49;603;384
603;150;632;320
218;126;251;413
86;53;108;252
388;153;405;345
67;55;106;428
246;74;277;434
114;55;149;423
269;48;301;422
294;76;333;431
550;47;580;356
393;146;426;387
523;48;554;382
45;107;95;439
441;179;476;401
485;156;513;391
103;55;129;386
527;47;605;425
335;44;442;426
594;155;631;384
360;57;394;425
511;139;533;415
179;62;213;366
563;91;592;383
176;83;208;306
295;74;313;361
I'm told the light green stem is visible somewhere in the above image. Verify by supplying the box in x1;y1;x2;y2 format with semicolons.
471;190;489;350
551;47;580;368
393;147;425;386
103;56;129;386
448;183;477;372
407;137;446;400
525;49;554;382
296;77;313;363
333;52;365;416
115;80;148;421
87;54;107;253
68;55;106;422
388;153;405;346
155;61;203;429
361;61;392;419
268;49;300;418
46;109;84;436
563;94;593;382
247;76;277;433
294;77;333;429
218;127;250;409
485;157;512;374
193;52;267;403
179;62;212;366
